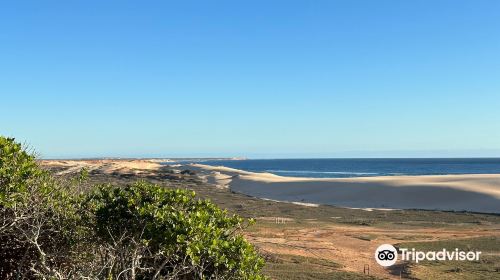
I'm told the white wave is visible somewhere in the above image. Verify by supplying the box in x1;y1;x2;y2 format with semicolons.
266;170;378;175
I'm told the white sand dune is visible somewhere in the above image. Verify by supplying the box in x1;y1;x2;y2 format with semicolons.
41;159;162;175
192;164;500;213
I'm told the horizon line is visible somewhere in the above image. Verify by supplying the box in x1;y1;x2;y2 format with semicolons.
40;156;500;160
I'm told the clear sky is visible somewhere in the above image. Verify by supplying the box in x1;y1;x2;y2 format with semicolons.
1;1;499;158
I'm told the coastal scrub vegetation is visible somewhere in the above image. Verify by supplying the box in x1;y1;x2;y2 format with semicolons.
0;136;265;279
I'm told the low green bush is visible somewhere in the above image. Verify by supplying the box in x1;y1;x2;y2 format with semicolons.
0;137;81;279
0;136;265;279
83;182;265;279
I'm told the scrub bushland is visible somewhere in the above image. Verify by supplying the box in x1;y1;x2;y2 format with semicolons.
0;136;265;280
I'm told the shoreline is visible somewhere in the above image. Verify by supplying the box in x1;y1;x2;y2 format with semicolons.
191;164;500;214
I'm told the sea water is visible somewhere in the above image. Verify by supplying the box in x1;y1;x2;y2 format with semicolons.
192;158;500;178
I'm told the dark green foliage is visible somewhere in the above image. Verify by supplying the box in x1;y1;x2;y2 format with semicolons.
180;169;196;176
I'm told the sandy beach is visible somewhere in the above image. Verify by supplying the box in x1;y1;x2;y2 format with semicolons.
192;164;500;213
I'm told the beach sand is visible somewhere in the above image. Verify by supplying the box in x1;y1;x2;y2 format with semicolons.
192;164;500;213
40;159;163;175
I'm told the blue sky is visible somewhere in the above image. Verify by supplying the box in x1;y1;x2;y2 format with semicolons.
1;1;499;158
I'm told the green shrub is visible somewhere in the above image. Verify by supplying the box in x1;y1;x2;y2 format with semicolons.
0;136;266;279
0;137;42;206
84;182;266;279
0;137;81;279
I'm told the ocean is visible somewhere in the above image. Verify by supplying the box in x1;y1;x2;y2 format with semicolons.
188;158;500;178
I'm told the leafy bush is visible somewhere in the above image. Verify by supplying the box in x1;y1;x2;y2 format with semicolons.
180;169;196;176
0;137;42;206
0;137;81;279
84;182;265;279
0;136;266;279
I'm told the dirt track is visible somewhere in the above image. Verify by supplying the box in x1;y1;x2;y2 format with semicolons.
247;221;500;279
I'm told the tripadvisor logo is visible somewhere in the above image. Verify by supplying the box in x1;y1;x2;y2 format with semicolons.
375;244;398;267
375;244;482;267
